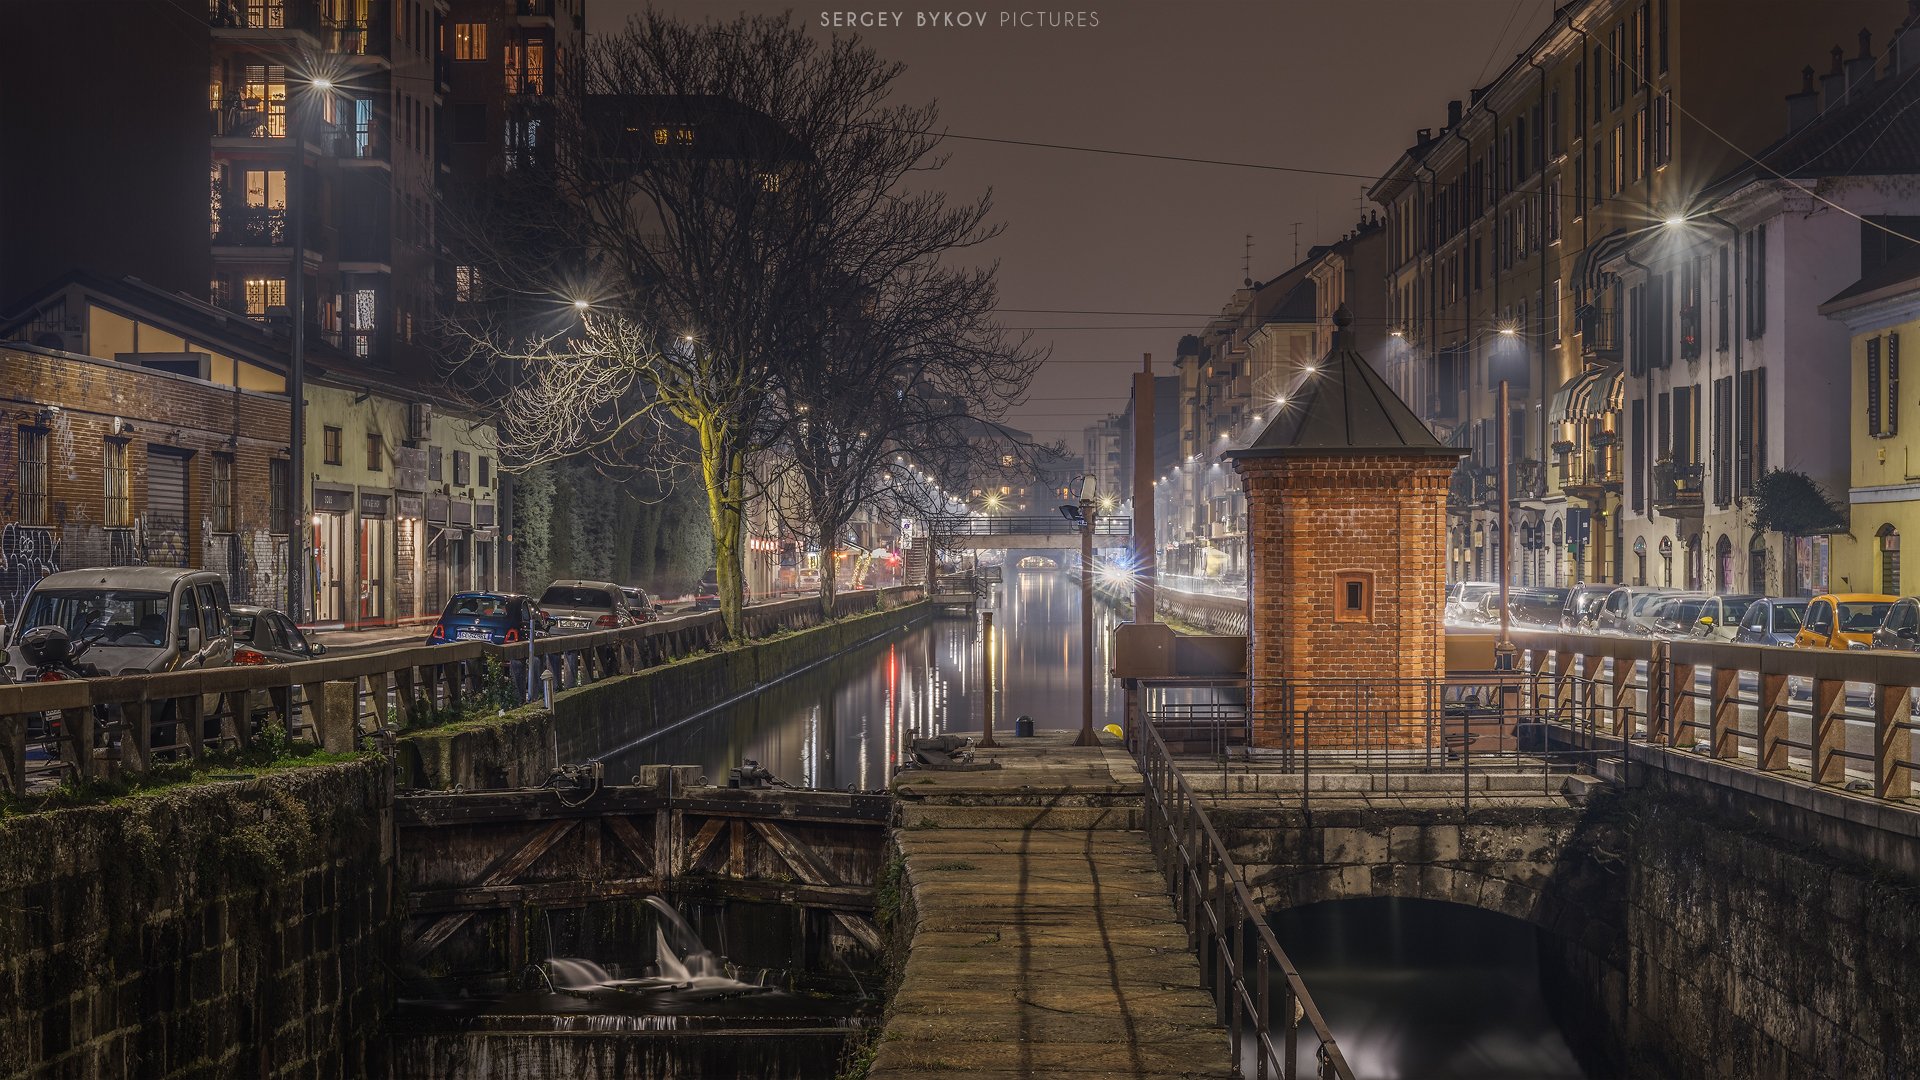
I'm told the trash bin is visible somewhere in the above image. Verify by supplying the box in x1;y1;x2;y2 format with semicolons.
1014;715;1035;738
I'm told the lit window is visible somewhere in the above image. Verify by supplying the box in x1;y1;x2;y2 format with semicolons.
103;439;131;527
453;22;486;60
759;171;781;193
243;277;286;316
454;266;480;303
653;127;670;145
243;169;287;209
240;65;287;137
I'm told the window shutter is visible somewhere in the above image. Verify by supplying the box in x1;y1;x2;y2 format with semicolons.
1755;369;1769;476
1714;377;1733;507
1631;398;1647;513
1737;370;1754;496
1658;391;1672;460
1869;336;1884;438
1891;333;1901;437
1691;385;1702;465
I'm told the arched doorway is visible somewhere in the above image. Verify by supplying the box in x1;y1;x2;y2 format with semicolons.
1551;517;1565;587
1716;535;1734;593
1749;534;1769;594
1684;533;1702;591
1659;536;1673;587
1879;524;1901;596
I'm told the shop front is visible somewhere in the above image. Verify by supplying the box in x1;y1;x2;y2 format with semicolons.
312;487;353;624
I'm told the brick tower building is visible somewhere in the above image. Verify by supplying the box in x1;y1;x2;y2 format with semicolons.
1226;307;1466;748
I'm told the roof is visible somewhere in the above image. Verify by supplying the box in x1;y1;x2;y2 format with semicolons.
1225;307;1464;462
30;566;224;591
1820;244;1920;314
1706;59;1920;199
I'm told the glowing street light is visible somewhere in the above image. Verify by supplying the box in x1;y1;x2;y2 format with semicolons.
572;298;590;312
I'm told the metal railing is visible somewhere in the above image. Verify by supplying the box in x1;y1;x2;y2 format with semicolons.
1157;585;1250;636
925;515;1132;536
1135;717;1354;1079
0;586;924;796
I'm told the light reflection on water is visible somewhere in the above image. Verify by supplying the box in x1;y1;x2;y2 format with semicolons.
605;569;1125;789
1271;898;1590;1080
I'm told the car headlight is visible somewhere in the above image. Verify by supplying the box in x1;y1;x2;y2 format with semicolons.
1848;641;1870;650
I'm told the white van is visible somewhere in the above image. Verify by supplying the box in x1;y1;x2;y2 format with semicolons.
3;567;237;687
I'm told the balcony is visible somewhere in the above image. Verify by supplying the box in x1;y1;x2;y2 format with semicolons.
211;98;288;140
1578;302;1621;361
515;0;557;21
1561;451;1622;501
213;206;289;247
208;0;321;42
1652;459;1705;516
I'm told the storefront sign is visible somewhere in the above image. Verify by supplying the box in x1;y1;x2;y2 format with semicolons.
476;502;496;527
452;500;473;526
360;493;390;519
427;496;450;524
314;488;353;514
396;494;425;520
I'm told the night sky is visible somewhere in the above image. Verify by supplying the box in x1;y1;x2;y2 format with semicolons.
631;0;1545;443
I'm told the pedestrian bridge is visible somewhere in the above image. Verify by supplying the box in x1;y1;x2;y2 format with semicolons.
925;514;1132;550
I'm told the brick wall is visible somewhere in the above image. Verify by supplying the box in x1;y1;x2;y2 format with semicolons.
0;346;290;611
0;759;394;1080
1237;453;1456;747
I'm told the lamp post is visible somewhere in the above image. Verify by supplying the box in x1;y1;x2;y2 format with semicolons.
285;74;332;623
1076;477;1099;747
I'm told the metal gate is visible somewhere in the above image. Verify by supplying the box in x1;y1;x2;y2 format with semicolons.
145;448;191;568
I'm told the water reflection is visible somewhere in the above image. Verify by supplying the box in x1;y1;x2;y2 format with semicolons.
1272;898;1589;1080
605;568;1124;789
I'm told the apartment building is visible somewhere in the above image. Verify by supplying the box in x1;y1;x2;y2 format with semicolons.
1827;248;1920;598
1604;45;1920;595
1369;0;1906;588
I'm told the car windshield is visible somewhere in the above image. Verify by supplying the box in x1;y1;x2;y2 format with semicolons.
1719;598;1756;624
19;589;171;647
1670;600;1708;625
1631;593;1670;616
231;612;258;642
1772;603;1807;631
540;586;614;609
447;595;512;619
1839;602;1893;632
1572;593;1607;615
1457;585;1494;603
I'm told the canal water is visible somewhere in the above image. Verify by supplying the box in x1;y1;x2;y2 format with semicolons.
606;568;1125;789
1272;898;1593;1079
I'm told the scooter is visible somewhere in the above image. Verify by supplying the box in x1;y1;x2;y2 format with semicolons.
15;624;106;743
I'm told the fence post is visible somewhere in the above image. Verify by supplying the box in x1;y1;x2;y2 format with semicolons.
1875;684;1912;799
1757;672;1791;772
1709;666;1738;759
979;611;998;748
1667;657;1695;748
1610;654;1634;737
316;681;359;753
1811;677;1847;785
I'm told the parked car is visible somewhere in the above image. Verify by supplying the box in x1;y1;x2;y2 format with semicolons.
1445;581;1498;623
1794;593;1896;651
429;592;545;645
1647;594;1712;639
1732;597;1810;646
3;567;235;691
536;580;637;634
691;568;754;611
620;587;660;621
1690;595;1762;641
796;569;822;592
1593;586;1679;635
230;604;327;664
1508;587;1570;629
1560;584;1613;631
1871;596;1920;651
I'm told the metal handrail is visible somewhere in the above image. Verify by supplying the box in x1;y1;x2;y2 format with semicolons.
924;515;1132;536
1133;717;1355;1080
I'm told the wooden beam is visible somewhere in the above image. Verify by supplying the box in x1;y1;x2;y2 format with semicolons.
1811;677;1847;786
832;911;884;955
683;817;727;871
1876;684;1912;800
1757;672;1790;772
749;820;842;887
1709;666;1738;760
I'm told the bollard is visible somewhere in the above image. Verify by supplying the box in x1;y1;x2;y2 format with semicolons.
1014;714;1034;738
978;611;999;748
541;669;556;712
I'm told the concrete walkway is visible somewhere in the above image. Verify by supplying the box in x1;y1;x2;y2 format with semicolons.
872;732;1237;1080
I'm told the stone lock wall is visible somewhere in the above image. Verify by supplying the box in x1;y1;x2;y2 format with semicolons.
1237;454;1454;747
0;758;395;1080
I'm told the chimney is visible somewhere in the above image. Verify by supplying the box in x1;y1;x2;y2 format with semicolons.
1896;6;1920;73
1846;27;1878;92
1787;65;1821;130
1446;99;1463;128
1822;44;1849;109
1417;127;1433;147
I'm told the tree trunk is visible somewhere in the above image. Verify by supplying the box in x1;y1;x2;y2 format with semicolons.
699;435;748;640
816;523;839;619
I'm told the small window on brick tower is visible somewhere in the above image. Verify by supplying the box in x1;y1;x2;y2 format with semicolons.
1334;571;1374;624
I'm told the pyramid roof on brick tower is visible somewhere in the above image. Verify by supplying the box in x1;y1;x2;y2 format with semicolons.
1225;305;1465;461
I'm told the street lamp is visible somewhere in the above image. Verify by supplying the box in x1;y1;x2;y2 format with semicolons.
284;71;334;624
1074;474;1100;747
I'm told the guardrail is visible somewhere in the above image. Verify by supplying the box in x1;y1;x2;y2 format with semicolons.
1157;586;1250;636
0;586;924;797
1135;714;1354;1079
925;515;1131;536
1508;629;1920;800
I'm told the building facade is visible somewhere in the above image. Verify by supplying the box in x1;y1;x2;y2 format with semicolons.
1369;0;1908;588
1826;252;1920;598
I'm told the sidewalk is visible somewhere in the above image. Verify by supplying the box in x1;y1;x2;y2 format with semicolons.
874;732;1237;1079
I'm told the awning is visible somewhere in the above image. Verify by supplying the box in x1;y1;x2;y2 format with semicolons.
1551;364;1624;422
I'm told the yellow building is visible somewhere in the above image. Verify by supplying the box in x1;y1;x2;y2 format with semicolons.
1824;253;1920;598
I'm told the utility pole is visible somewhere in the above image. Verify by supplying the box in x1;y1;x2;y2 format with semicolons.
286;76;330;623
1132;353;1156;623
1077;483;1099;747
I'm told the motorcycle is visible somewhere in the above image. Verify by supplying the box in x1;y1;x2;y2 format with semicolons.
16;624;106;743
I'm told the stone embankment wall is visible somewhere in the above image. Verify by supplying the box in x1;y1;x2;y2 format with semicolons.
1224;780;1920;1078
0;758;395;1080
399;601;930;790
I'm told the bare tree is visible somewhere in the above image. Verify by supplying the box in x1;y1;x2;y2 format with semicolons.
442;8;1013;639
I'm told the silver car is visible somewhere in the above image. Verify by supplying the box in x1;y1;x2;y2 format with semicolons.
536;580;639;634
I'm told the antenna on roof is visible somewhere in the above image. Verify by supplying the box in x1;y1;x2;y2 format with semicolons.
1290;222;1303;265
1242;234;1253;287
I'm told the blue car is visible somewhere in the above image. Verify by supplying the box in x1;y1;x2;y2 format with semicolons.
429;592;544;645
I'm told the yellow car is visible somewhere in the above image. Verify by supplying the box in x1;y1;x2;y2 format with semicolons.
1794;593;1897;650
